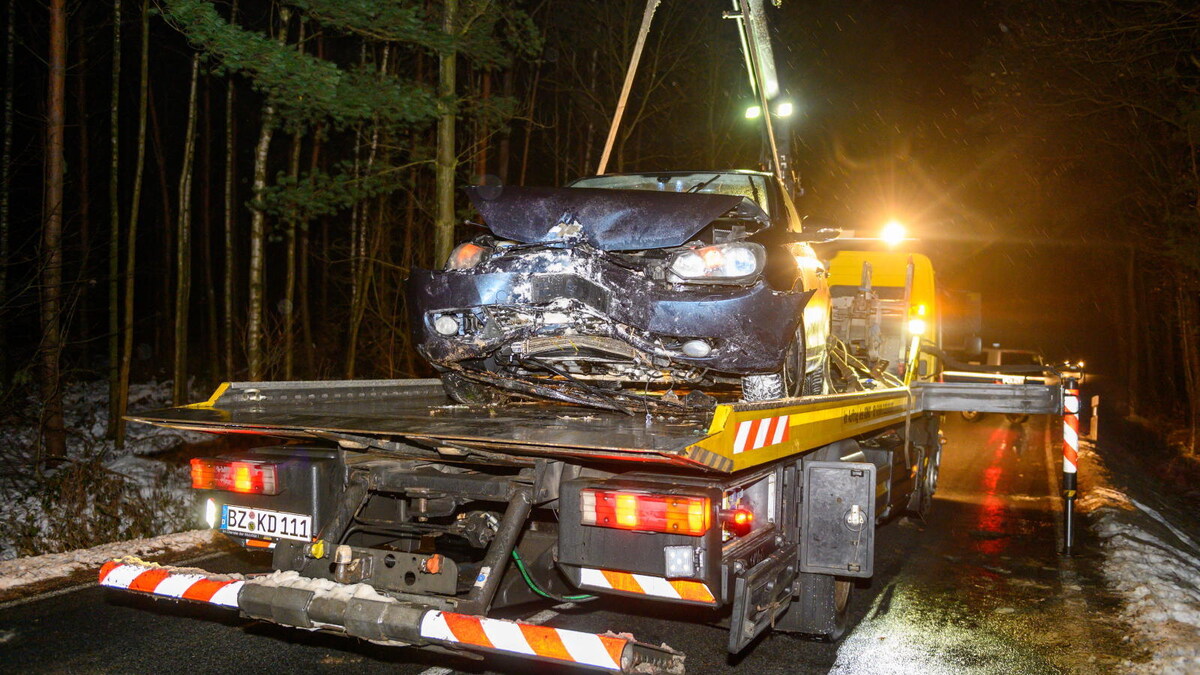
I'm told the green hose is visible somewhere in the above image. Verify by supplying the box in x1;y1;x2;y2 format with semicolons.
510;549;597;602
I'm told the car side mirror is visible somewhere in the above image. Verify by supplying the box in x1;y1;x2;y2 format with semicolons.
790;227;841;244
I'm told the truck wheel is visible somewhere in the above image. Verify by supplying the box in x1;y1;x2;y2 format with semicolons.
440;372;506;405
961;410;984;422
775;573;851;641
1005;413;1029;424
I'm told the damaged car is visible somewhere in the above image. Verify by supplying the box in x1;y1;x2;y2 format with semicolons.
408;170;834;412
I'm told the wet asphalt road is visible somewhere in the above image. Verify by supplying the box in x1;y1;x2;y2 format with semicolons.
0;415;1140;674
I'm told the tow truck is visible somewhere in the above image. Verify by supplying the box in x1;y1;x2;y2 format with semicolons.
96;1;1065;672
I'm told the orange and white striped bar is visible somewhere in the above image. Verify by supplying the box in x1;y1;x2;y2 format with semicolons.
578;567;717;605
98;560;243;607
1062;388;1080;474
420;610;629;671
733;414;790;454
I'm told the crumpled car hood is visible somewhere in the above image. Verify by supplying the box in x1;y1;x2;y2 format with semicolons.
466;185;746;251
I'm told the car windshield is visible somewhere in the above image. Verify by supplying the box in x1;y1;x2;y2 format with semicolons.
570;173;773;216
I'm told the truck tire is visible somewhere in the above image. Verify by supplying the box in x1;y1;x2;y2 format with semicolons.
441;372;506;405
774;572;851;641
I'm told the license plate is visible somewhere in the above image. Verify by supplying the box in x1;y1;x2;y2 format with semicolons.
220;505;313;542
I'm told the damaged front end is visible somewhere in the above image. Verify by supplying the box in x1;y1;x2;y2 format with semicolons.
408;183;811;411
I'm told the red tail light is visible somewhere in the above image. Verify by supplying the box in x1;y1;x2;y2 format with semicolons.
190;458;281;495
720;507;755;537
580;489;710;536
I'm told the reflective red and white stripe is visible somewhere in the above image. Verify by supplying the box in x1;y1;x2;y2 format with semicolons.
98;560;243;608
578;567;716;604
420;610;627;671
1063;388;1080;474
732;414;790;454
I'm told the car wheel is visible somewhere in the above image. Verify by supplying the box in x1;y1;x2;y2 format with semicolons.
961;410;984;422
440;372;506;405
1005;413;1029;424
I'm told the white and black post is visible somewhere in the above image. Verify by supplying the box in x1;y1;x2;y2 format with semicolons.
1062;378;1080;555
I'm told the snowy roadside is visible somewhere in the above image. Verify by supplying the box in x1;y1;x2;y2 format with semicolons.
1078;438;1200;674
0;529;220;597
0;380;208;560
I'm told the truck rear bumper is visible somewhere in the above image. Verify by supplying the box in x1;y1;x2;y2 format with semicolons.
99;558;683;674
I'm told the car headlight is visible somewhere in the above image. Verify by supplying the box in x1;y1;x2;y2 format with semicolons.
445;242;490;271
668;242;764;282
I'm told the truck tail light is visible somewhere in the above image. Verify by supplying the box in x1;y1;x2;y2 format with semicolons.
720;507;755;537
190;458;281;495
580;489;710;536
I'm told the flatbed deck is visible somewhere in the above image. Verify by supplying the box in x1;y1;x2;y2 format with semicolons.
134;379;922;473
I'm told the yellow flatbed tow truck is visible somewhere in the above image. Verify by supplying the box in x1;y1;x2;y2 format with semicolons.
97;2;1063;671
99;243;1061;673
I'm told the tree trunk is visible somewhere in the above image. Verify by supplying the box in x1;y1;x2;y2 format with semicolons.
106;0;121;436
247;102;275;382
1125;245;1138;415
115;0;149;449
222;1;237;380
282;19;305;380
246;7;285;381
172;55;200;405
1178;277;1200;453
283;130;301;380
300;127;320;376
148;87;174;358
40;0;69;461
475;69;491;179
200;74;219;382
434;0;457;267
0;0;15;387
73;12;92;362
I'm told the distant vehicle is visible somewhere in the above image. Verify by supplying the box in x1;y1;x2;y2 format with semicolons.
1056;359;1086;385
944;347;1054;423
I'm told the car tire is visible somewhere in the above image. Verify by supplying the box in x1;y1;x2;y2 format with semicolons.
440;372;506;405
1005;413;1029;424
961;410;984;422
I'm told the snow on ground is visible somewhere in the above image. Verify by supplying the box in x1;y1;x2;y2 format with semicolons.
0;529;218;593
0;380;208;561
1079;440;1200;674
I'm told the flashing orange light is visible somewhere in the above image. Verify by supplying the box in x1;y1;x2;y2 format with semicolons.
580;489;711;536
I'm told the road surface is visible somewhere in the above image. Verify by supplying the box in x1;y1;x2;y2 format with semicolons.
0;415;1139;673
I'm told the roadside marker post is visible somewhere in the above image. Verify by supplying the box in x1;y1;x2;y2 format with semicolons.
1089;395;1100;441
1061;378;1080;556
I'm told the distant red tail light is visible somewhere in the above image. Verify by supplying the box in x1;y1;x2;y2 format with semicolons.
190;458;281;495
580;489;710;536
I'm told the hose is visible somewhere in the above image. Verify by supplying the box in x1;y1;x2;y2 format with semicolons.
510;549;598;603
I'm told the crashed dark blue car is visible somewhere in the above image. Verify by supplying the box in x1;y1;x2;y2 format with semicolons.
408;170;833;412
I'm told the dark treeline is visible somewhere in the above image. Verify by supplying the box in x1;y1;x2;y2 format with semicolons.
3;0;1199;458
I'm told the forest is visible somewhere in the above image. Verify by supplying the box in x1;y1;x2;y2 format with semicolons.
3;0;1199;463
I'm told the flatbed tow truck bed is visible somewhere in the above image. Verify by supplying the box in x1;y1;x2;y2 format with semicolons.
133;379;938;474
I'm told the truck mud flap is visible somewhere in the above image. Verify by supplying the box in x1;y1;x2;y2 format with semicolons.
727;546;798;654
98;558;683;674
800;461;875;578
